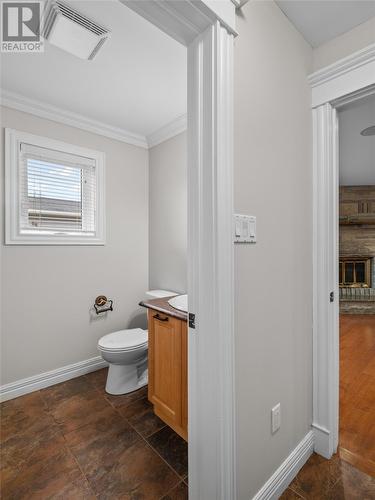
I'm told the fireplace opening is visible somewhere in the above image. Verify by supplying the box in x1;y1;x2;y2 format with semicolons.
339;257;372;288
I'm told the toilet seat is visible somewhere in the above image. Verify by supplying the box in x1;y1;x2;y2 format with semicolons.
98;328;148;353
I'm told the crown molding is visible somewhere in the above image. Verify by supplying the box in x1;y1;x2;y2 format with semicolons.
1;89;188;150
147;113;187;148
308;43;375;88
0;90;148;149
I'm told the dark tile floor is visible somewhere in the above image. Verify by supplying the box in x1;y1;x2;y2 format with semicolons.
0;368;188;499
2;369;374;499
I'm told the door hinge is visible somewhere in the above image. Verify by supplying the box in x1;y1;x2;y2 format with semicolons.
189;312;196;329
330;291;334;303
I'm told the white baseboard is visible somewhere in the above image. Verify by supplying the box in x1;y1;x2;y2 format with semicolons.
0;356;108;402
312;423;332;459
252;431;314;500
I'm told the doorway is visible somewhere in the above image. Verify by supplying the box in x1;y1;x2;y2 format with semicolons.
337;95;375;475
311;44;375;462
117;2;238;499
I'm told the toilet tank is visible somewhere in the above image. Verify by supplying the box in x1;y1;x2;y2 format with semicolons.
145;290;177;300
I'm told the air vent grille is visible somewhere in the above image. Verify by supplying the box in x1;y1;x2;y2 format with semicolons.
88;36;107;60
42;0;110;60
55;1;108;36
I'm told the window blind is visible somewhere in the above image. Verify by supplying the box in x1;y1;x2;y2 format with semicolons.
19;142;97;235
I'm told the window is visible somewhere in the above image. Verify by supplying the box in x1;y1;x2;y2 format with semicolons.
5;129;105;245
339;258;371;288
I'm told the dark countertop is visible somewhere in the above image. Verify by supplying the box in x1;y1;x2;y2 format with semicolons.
139;296;188;322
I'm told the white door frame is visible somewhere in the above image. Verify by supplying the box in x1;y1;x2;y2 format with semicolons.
309;43;375;459
124;2;237;498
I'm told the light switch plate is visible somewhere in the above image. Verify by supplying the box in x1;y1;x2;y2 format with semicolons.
233;214;256;243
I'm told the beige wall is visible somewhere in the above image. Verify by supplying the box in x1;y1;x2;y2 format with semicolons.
0;106;149;385
149;132;187;294
313;17;375;71
234;2;313;498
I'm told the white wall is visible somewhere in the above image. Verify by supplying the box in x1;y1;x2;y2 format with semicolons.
149;132;187;294
0;106;149;385
313;16;375;71
234;2;313;498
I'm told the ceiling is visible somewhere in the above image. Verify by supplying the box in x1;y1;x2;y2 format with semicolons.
276;1;375;47
339;94;375;186
0;0;187;138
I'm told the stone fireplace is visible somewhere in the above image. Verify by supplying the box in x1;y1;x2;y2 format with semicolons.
339;186;375;314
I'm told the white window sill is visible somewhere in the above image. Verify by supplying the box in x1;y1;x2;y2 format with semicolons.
6;233;106;245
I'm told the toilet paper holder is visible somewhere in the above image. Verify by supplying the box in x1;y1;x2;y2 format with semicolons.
94;295;113;315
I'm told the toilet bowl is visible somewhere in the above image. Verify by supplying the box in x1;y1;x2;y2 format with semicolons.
98;290;176;395
98;328;148;395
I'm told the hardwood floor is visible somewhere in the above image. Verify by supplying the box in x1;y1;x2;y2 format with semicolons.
281;451;375;499
339;314;375;476
1;369;188;499
280;314;375;499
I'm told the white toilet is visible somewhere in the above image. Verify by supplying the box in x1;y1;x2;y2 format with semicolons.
97;290;175;395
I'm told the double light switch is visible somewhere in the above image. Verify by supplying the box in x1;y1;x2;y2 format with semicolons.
233;214;256;243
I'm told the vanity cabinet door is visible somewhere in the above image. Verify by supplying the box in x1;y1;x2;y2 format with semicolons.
148;311;187;440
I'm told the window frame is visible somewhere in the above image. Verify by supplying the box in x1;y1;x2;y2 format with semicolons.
339;257;371;288
5;128;106;245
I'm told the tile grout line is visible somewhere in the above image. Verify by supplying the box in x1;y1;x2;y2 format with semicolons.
38;387;110;438
287;482;307;499
90;376;188;486
111;403;185;484
87;377;185;493
287;487;305;499
39;372;186;497
141;433;187;482
115;409;184;497
157;480;187;500
5;389;98;498
38;388;99;498
62;435;99;499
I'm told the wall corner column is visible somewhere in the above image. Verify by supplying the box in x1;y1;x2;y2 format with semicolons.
187;20;236;500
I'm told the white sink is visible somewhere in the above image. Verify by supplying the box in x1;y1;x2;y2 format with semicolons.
168;294;188;313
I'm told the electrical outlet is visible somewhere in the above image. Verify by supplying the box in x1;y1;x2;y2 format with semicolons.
271;403;281;434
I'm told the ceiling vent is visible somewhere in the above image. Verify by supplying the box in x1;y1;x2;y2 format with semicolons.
42;0;110;60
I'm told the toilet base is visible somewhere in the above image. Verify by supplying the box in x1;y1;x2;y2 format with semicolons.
105;362;148;395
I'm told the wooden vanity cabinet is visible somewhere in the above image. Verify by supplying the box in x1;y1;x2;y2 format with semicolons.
147;310;187;441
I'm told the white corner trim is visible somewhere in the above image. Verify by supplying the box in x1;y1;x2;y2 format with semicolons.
0;356;107;402
147;114;187;148
0;90;149;149
312;103;340;460
252;431;314;500
308;43;375;87
187;22;236;500
312;423;331;459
